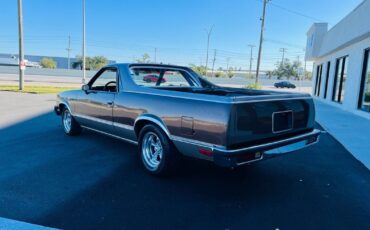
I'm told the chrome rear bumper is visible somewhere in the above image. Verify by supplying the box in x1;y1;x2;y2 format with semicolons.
213;129;321;167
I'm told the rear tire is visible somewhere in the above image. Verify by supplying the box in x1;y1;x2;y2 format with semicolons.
138;124;178;176
61;108;82;136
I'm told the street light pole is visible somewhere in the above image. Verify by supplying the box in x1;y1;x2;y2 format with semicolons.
82;0;86;84
17;0;24;90
204;25;214;77
255;0;270;84
211;49;217;78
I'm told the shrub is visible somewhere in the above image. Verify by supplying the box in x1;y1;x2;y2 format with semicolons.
40;57;57;69
227;69;235;78
245;82;262;90
214;71;225;78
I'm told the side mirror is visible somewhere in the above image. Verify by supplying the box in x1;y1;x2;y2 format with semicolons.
82;84;90;91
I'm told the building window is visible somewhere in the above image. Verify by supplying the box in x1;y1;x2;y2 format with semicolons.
323;61;331;99
332;56;348;103
358;49;370;112
314;64;323;97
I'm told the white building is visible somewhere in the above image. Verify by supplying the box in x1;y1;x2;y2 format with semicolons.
306;0;370;120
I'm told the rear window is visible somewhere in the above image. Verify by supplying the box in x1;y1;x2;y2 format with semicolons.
129;68;192;87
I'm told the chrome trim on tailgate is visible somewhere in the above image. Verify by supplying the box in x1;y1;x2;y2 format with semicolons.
214;129;321;155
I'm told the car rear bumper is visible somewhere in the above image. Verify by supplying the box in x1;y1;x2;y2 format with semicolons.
212;129;321;167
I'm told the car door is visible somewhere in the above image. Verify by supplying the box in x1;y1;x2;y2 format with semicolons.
74;67;117;133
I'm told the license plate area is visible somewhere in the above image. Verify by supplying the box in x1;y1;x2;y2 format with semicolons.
272;110;293;133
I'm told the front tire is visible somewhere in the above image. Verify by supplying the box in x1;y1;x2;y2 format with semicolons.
62;108;82;136
138;124;178;176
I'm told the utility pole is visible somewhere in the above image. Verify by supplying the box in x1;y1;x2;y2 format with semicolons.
204;25;214;77
280;48;288;65
17;0;24;90
255;0;270;84
211;49;217;77
66;35;72;70
226;57;230;70
303;49;307;80
82;0;86;84
154;48;157;63
248;44;255;78
297;55;302;91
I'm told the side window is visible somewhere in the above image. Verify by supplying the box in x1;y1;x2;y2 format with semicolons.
130;69;161;87
159;71;191;87
90;69;117;92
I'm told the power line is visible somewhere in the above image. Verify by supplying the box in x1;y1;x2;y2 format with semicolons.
264;38;305;49
268;1;328;24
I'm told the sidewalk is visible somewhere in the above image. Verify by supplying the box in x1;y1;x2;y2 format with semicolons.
314;100;370;169
0;217;55;229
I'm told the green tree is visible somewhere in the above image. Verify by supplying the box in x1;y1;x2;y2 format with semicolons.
189;64;207;76
305;71;312;80
272;59;301;80
92;56;108;70
72;56;108;70
40;57;57;69
136;53;151;63
265;70;273;79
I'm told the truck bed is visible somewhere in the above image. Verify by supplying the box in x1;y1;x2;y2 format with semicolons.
156;86;305;98
156;86;314;149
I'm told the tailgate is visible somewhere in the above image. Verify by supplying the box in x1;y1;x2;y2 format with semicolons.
228;97;315;149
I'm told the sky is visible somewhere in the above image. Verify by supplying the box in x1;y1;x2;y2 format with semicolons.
0;0;363;70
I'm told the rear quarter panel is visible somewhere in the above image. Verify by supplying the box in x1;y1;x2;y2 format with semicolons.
113;91;232;146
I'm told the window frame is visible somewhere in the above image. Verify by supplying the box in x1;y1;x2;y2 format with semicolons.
129;67;200;88
323;61;331;99
87;67;119;93
358;48;370;112
332;56;348;103
314;64;323;97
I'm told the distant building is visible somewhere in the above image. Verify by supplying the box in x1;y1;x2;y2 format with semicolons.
305;0;370;119
0;54;41;68
0;53;115;69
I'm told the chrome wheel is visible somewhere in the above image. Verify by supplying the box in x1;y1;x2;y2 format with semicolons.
63;110;72;133
142;132;163;170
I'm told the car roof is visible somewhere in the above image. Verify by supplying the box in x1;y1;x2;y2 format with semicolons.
105;63;190;70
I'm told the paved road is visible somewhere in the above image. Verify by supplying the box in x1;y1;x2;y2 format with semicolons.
0;92;369;230
0;72;312;93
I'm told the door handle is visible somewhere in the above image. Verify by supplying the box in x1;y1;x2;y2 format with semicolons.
106;101;114;106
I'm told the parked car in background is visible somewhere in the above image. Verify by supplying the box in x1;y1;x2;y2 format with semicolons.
55;63;320;176
143;74;166;83
274;81;296;89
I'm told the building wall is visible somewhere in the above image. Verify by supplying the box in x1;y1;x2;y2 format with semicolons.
312;36;370;120
318;0;370;57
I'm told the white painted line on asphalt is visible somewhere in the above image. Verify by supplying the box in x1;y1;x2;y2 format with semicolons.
0;217;57;230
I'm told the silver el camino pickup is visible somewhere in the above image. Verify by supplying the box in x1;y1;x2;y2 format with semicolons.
55;63;321;175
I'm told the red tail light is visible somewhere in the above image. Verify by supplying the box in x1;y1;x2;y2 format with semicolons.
199;148;213;157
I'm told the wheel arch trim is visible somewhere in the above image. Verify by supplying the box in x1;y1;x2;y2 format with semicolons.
58;101;73;114
134;115;171;138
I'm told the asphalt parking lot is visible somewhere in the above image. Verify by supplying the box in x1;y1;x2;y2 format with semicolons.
0;91;369;230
